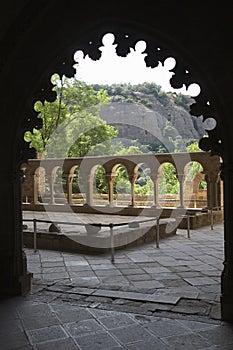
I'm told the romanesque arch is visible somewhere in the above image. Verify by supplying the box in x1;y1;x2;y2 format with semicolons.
2;2;233;321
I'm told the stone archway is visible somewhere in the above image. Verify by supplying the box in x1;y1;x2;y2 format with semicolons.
1;2;233;321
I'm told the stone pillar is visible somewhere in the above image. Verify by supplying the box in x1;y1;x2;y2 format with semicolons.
48;174;56;204
151;174;160;207
66;174;74;204
205;171;219;209
22;172;34;203
220;162;233;322
33;173;39;204
176;173;185;208
128;172;137;207
85;173;94;206
105;173;116;207
0;169;32;297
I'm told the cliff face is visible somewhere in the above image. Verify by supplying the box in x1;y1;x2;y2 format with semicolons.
96;85;206;145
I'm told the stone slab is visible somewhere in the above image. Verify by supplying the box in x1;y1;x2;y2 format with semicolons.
92;289;180;304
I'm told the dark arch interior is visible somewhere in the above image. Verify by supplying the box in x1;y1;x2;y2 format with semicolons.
1;2;233;323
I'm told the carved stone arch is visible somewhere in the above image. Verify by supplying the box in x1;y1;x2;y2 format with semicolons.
13;14;224;166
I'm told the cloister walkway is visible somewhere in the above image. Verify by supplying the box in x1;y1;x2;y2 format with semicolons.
2;222;233;349
23;218;224;321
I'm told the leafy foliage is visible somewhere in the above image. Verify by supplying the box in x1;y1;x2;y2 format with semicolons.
24;75;117;157
24;77;205;196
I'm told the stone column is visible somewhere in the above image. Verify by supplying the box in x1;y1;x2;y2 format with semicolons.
48;174;56;204
22;172;34;203
220;162;233;322
205;171;220;209
0;169;32;297
128;172;137;207
176;173;185;208
151;174;160;207
66;174;74;204
105;173;116;207
84;173;94;206
33;173;39;204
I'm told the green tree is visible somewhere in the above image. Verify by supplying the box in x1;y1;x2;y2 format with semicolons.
186;141;202;152
24;75;116;157
159;163;179;194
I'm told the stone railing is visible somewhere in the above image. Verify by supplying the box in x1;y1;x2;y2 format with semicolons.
21;151;222;212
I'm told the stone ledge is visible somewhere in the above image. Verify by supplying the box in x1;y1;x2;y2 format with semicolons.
23;219;176;254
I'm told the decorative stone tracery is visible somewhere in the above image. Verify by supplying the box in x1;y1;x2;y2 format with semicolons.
20;31;223;164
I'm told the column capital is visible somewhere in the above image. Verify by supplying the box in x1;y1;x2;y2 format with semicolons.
105;173;116;183
176;173;185;182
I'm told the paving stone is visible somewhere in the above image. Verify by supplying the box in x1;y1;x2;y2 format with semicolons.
131;280;164;289
198;285;221;294
197;325;233;346
68;287;96;295
75;331;120;349
172;299;211;316
71;277;100;286
42;267;67;273
34;337;78;350
113;263;138;269
18;303;60;330
126;339;172;349
85;259;112;265
65;260;89;266
146;294;180;304
27;325;67;344
91;264;118;270
209;303;221;319
92;289;179;304
125;274;153;281
56;293;87;303
177;319;220;331
184;277;217;286
0;318;23;335
126;254;155;263
45;285;72;293
169;265;194;272
65;265;92;271
99;302;146;315
68;270;96;278
40;257;64;262
151;273;180;280
137;262;161;268
144;317;190;337
98;313;137;329
64;318;105;336
41;261;65;268
85;295;113;303
110;324;156;345
119;268;146;275
0;331;30;349
159;279;190;288
51;305;92;323
100;276;130;285
142;266;171;274
94;269;123;276
161;332;211;349
89;308;121;319
42;272;70;280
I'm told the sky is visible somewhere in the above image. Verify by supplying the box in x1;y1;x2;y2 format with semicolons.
74;33;200;97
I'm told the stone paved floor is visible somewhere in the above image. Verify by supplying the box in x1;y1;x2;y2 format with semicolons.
2;222;233;349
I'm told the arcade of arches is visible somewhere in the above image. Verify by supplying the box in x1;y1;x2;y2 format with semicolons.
21;152;222;214
1;2;233;322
